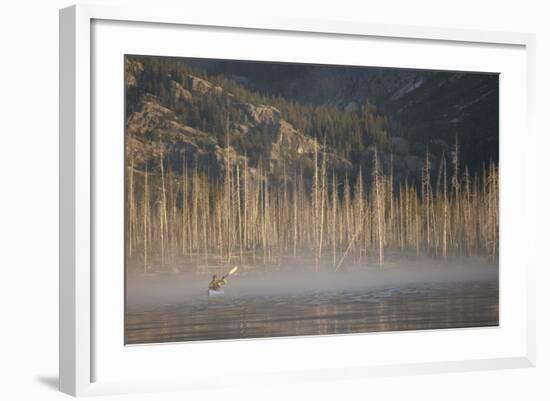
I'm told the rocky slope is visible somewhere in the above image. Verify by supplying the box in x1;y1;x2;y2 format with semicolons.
125;60;351;181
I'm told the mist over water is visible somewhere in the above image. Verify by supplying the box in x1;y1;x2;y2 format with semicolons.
125;258;498;344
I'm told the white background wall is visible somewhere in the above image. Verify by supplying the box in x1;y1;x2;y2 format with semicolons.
0;0;548;399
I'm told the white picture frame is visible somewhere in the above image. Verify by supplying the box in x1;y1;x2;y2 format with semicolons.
59;4;536;397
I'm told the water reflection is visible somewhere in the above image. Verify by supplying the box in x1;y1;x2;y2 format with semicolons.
126;280;498;344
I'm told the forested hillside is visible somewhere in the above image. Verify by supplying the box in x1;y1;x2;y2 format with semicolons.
126;56;404;180
124;55;499;273
186;58;499;171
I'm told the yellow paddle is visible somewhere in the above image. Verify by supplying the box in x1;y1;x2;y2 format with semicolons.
218;266;238;286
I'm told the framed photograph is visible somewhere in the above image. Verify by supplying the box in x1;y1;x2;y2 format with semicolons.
59;4;536;396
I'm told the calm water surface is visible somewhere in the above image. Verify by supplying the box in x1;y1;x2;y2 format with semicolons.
126;280;498;344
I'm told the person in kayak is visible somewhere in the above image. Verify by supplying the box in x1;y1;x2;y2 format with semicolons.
208;274;227;291
208;267;238;293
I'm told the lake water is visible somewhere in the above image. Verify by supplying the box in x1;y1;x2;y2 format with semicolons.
125;279;498;344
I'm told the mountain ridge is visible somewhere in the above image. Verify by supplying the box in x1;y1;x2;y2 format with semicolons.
125;56;497;184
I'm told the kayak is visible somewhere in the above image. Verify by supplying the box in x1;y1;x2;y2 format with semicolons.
208;288;225;296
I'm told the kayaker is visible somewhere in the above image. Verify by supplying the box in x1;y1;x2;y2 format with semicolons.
208;274;226;291
207;267;238;294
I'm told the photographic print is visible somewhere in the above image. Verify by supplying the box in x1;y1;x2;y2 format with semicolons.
124;55;499;344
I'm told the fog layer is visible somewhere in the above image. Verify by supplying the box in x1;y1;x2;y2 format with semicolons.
126;258;497;307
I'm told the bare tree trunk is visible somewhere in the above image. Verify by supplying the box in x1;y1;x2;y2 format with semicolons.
313;139;319;271
373;148;385;265
128;152;135;257
317;143;327;271
243;154;249;250
293;169;298;258
159;147;168;267
332;170;338;267
262;172;269;266
442;156;448;262
422;147;431;253
143;162;149;272
236;161;243;264
181;157;187;256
